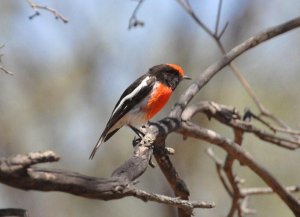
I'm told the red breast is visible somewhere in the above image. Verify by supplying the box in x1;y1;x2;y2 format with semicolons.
143;82;172;120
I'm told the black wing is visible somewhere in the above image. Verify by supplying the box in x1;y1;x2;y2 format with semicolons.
106;74;155;133
89;73;155;159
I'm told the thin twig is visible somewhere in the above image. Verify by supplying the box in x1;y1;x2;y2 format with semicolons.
273;127;300;136
0;45;14;75
243;109;276;132
214;0;223;36
26;0;68;23
224;128;246;217
176;0;214;37
217;21;229;39
207;130;252;217
241;186;300;196
206;148;233;197
131;187;215;210
128;0;145;29
0;66;14;75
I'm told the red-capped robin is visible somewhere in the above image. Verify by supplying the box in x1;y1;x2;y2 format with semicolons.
89;64;191;159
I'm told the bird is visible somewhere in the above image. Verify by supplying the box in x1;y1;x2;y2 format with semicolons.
89;64;191;159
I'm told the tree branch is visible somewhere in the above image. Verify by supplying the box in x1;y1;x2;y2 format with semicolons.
166;16;300;216
179;122;300;216
241;186;300;196
138;119;193;216
0;151;214;211
128;0;145;29
182;101;300;150
177;0;300;137
0;45;13;75
26;0;68;23
154;153;191;216
169;17;300;118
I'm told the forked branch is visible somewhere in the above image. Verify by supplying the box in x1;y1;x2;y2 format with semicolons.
170;16;300;117
26;0;68;23
176;0;299;134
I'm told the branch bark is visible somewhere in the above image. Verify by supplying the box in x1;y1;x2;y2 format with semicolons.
0;151;214;211
179;122;300;216
182;101;300;150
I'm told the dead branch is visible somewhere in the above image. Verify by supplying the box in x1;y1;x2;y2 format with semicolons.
0;65;13;75
241;186;300;196
182;101;300;150
176;0;298;135
167;16;300;216
137;118;192;217
169;16;300;118
179;122;300;216
154;153;191;217
184;101;299;216
26;0;68;23
0;151;214;211
128;0;145;29
0;45;13;75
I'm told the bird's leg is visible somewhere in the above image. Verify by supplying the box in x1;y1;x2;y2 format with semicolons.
148;155;155;168
129;125;145;147
132;137;141;147
128;124;156;167
129;125;145;138
129;125;155;167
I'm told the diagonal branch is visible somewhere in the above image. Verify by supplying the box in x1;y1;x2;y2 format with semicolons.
0;45;13;75
176;0;214;37
169;17;300;118
0;65;13;75
155;153;191;216
177;0;298;133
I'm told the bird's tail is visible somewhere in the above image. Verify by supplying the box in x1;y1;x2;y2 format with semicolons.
89;127;120;160
89;135;105;160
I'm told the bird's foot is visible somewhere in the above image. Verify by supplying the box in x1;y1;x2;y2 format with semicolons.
129;125;145;138
132;137;142;147
149;156;155;168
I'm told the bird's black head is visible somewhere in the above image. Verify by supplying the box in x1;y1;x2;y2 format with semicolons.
149;64;191;90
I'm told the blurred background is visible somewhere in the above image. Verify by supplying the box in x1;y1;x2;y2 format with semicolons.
0;0;300;216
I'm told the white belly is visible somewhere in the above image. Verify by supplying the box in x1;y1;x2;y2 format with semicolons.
108;102;148;134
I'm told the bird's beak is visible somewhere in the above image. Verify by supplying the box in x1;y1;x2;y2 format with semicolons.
182;75;192;80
